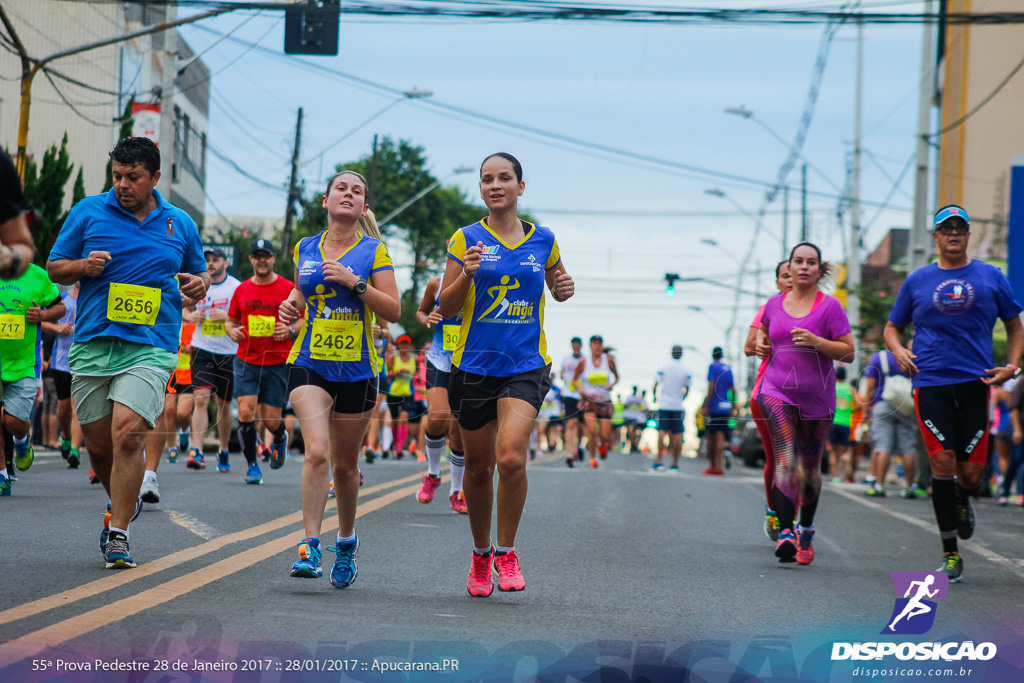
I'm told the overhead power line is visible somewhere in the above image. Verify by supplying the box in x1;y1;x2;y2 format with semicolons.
188;23;911;212
60;1;1024;26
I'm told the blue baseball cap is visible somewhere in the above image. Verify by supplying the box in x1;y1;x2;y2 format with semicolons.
251;238;275;255
932;205;970;231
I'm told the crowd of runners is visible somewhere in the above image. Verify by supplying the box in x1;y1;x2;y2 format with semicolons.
1;138;1022;594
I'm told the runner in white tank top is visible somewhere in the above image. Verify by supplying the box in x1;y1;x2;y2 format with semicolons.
572;335;618;468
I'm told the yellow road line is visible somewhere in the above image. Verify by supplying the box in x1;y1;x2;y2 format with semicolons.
0;477;443;667
0;471;427;628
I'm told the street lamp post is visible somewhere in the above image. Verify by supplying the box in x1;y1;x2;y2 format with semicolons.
377;165;474;228
301;88;433;174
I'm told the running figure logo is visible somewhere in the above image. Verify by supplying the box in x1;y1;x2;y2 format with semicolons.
881;571;949;635
477;276;534;324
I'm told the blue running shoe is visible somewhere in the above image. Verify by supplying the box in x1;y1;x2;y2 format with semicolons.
290;538;323;578
186;448;205;470
0;471;11;496
167;447;177;464
178;429;190;453
104;531;137;569
217;451;230;473
13;438;33;471
245;462;262;485
270;433;288;470
101;498;144;555
327;534;359;588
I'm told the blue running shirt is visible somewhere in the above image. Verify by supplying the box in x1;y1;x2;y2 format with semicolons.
447;219;561;377
49;189;206;354
888;261;1022;388
288;232;393;382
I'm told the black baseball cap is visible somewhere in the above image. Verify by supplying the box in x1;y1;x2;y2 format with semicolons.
204;245;227;259
251;238;275;255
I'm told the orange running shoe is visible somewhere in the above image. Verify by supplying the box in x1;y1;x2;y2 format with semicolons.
493;550;526;592
589;458;598;469
467;548;494;597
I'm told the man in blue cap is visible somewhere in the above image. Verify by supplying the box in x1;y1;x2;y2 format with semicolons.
884;204;1024;583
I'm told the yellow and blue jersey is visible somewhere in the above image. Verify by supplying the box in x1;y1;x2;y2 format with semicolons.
446;218;561;377
288;232;393;382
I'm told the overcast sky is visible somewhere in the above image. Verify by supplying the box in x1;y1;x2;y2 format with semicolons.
181;1;936;404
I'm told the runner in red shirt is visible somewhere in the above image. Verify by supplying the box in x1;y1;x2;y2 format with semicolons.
224;238;300;484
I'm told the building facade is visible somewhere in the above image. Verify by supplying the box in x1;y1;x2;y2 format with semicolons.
0;1;209;229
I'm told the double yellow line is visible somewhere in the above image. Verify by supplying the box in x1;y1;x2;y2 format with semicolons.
0;470;445;667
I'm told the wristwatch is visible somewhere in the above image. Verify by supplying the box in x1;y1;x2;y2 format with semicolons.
1009;364;1021;378
350;278;368;296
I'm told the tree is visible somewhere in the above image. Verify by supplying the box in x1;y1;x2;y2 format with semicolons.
104;96;135;193
22;133;77;263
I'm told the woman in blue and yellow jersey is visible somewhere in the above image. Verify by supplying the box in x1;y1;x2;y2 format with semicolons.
278;170;401;589
438;152;575;597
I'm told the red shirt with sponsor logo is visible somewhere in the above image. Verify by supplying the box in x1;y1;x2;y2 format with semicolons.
228;275;295;365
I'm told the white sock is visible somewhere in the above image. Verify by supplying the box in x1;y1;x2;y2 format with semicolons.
0;467;7;478
495;545;515;555
14;435;27;445
425;434;445;476
109;526;128;538
337;532;356;544
143;470;157;483
474;545;492;555
381;426;393;451
449;451;465;494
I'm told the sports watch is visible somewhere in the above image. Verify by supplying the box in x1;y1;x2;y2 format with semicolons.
351;278;368;296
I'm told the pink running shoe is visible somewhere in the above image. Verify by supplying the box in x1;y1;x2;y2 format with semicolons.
467;549;494;597
450;491;468;514
417;473;441;503
796;527;815;565
493;550;525;592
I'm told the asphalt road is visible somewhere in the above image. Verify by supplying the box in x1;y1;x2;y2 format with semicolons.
1;446;1023;681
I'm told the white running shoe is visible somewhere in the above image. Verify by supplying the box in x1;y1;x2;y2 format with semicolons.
140;476;160;504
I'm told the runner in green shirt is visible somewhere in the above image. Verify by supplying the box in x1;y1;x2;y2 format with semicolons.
828;366;855;483
0;263;64;494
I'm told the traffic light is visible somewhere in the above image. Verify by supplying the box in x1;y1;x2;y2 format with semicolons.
665;273;680;297
285;0;341;56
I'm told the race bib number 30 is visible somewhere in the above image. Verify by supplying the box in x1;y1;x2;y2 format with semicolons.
0;314;25;340
107;282;160;325
201;319;226;336
310;318;362;361
442;324;460;352
248;315;275;337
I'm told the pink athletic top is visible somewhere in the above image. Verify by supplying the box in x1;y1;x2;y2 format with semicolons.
750;291;825;401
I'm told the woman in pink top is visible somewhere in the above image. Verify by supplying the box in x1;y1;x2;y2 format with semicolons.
758;243;854;566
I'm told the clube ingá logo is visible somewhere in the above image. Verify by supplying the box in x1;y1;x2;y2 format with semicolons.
882;571;948;635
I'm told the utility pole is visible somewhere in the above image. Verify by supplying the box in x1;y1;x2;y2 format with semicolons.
157;2;178;200
801;164;808;242
782;185;789;260
281;107;304;269
847;17;864;375
910;0;936;270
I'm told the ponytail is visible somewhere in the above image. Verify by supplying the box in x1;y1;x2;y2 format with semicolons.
358;208;383;241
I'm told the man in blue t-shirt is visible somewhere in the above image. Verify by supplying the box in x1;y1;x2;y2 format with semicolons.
47;137;209;569
884;204;1023;584
702;346;735;476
